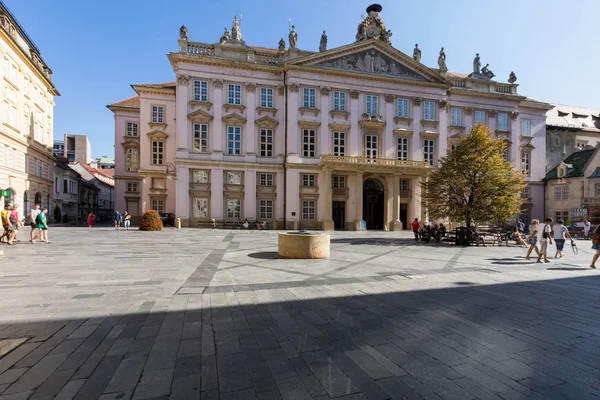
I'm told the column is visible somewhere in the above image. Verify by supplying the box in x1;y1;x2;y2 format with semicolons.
322;169;334;230
384;97;395;159
287;88;299;156
350;93;360;156
355;171;364;230
175;166;190;226
176;76;190;156
245;85;256;162
211;168;223;220
244;171;256;220
211;81;224;160
412;100;422;161
319;89;330;156
392;174;402;231
511;115;520;170
411;178;423;222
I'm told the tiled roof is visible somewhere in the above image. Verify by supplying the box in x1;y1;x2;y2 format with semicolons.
446;72;468;79
108;95;139;108
546;104;600;132
545;148;596;180
100;169;115;178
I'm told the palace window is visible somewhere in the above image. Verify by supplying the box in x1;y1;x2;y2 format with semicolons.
366;95;378;115
397;98;409;118
226;171;243;185
475;110;486;124
520;151;530;175
554;186;569;201
193;198;209;218
332;176;345;188
193;123;208;153
260;173;273;186
228;84;241;105
365;135;378;158
302;200;315;220
521;187;530;199
227;198;241;219
126;182;139;193
260;87;273;108
333;131;346;156
259;128;273;157
151;199;164;213
152;141;164;165
397;136;409;160
9;63;16;84
451;108;462;126
126;122;138;137
191;170;209;183
151;106;164;123
333;91;346;111
259;199;273;219
303;88;316;108
399;179;410;192
302;129;316;158
497;112;509;131
521;119;531;137
302;174;315;187
423;139;435;166
555;211;569;223
193;80;208;102
423;101;436;121
227;126;241;155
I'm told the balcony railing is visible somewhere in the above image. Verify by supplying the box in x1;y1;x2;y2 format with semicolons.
450;78;466;88
321;155;428;168
495;84;513;94
184;41;282;66
187;43;215;56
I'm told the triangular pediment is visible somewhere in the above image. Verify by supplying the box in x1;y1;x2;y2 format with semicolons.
188;109;213;122
222;112;246;126
288;40;449;85
255;115;278;128
147;130;168;140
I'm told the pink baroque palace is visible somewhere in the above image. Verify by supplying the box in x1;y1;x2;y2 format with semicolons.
108;4;551;230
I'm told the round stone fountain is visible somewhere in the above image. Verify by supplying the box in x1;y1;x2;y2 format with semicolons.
278;231;330;259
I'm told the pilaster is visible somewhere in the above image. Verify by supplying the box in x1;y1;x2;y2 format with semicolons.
176;76;190;157
384;97;395;159
392;174;402;231
211;81;224;160
350;94;360;156
322;169;334;230
245;84;256;161
355;171;364;230
175;166;190;222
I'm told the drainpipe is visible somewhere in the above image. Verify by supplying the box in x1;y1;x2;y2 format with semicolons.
283;70;288;230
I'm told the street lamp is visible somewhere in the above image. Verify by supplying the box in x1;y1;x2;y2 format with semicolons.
165;162;177;180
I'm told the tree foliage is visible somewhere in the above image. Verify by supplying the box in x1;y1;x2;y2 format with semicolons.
422;124;526;228
139;210;163;231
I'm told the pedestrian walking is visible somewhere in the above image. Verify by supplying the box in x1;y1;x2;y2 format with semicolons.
123;211;131;230
114;209;122;231
583;218;591;239
537;217;553;263
525;219;541;260
0;203;10;243
87;212;95;228
29;203;41;242
553;219;573;258
411;218;420;241
7;204;23;245
590;225;600;269
32;208;51;244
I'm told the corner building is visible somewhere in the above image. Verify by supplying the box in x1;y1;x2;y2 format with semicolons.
109;6;550;229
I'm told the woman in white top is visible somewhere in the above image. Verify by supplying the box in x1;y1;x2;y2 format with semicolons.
553;219;573;258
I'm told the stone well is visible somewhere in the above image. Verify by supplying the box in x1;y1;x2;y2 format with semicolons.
278;232;330;259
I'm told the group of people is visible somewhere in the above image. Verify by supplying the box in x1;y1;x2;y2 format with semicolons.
411;218;447;241
112;210;131;231
1;203;50;245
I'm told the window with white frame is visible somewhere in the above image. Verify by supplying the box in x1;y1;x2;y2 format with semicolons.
423;139;435;166
399;179;409;192
151;199;164;213
503;145;510;161
226;198;241;219
554;186;569;200
520;151;530;175
260;173;273;186
475;110;486;124
302;200;315;220
193;198;209;218
302;174;315;187
521;119;531;137
259;199;273;219
152;141;164;165
333;91;346;111
555;211;569;223
126;122;138;137
303;88;316;108
226;171;243;185
228;84;241;105
9;63;16;84
126;148;139;172
260;87;273;108
227;126;241;155
333;131;345;156
595;183;600;196
126;182;139;192
191;170;209;183
332;176;345;188
193;123;208;153
497;112;509;131
451;108;462;126
423;101;436;121
151;106;164;123
397;136;409;160
302;129;316;158
365;135;378;158
366;95;378;115
397;98;409;118
193;80;208;102
521;187;530;199
259;128;273;157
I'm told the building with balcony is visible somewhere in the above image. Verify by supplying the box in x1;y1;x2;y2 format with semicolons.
0;2;59;214
53;158;79;223
69;162;114;221
109;5;551;230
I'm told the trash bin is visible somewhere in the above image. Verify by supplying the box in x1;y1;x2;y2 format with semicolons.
455;227;471;246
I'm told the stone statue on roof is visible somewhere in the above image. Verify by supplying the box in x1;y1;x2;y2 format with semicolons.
289;25;298;49
413;44;421;62
231;16;243;41
508;71;517;83
278;38;286;52
180;25;188;41
319;31;327;52
438;47;447;73
481;63;495;79
220;27;231;44
473;53;481;74
355;4;392;44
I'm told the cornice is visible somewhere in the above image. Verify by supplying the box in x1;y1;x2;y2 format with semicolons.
173;158;285;170
448;87;526;103
106;105;140;114
168;52;284;75
131;85;176;97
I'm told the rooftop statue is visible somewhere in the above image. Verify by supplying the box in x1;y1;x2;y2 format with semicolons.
473;53;481;74
231;16;243;41
355;4;392;44
413;43;421;62
508;71;517;83
319;31;327;52
180;25;188;41
289;25;298;49
481;63;495;79
219;27;231;44
437;47;447;73
278;38;286;52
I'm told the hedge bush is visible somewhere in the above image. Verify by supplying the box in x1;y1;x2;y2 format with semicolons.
139;210;163;231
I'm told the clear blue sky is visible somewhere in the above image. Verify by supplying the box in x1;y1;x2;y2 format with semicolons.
9;0;600;158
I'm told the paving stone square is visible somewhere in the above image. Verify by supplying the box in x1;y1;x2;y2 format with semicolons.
0;227;599;399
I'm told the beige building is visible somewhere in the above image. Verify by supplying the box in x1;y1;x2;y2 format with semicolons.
53;134;91;164
0;3;59;212
545;144;600;224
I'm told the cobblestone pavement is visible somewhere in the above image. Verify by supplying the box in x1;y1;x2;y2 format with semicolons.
0;227;599;399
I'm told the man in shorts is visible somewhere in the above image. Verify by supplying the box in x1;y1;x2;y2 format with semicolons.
32;207;50;243
29;203;41;243
114;209;122;231
0;203;10;243
537;217;554;263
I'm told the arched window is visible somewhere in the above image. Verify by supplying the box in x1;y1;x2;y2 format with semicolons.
35;192;42;207
126;148;139;172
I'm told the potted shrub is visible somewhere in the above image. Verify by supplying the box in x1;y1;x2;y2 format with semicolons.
139;210;163;231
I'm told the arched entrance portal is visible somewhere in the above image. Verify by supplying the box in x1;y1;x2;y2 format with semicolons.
363;178;384;230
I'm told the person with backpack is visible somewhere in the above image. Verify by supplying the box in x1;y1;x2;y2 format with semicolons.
0;203;10;243
590;225;600;269
29;203;41;242
32;208;51;244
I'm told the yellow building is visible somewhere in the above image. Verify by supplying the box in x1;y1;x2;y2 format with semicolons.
0;4;59;213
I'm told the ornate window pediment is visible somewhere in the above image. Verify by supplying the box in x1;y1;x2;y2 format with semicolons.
121;138;141;148
255;115;278;128
147;130;168;140
188;109;213;123
222;112;246;126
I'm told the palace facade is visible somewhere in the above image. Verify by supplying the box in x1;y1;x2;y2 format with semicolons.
109;5;551;229
0;3;58;213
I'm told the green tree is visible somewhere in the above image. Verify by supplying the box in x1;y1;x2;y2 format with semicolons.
422;124;526;229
